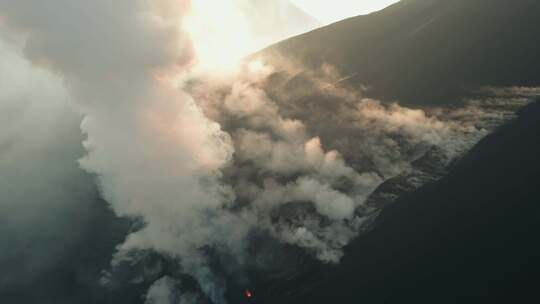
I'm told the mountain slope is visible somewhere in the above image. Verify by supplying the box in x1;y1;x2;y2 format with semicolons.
268;98;540;303
263;0;540;104
252;1;540;302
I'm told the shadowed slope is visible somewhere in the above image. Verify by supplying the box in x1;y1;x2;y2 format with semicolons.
268;99;540;303
264;0;540;105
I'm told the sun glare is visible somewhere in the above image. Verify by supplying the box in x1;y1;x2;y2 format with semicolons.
184;0;256;72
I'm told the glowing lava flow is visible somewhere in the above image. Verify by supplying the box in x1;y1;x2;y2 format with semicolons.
244;289;254;299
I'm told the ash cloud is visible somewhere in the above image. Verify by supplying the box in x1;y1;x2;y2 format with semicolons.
0;1;534;304
189;59;530;264
145;276;200;304
0;1;239;303
0;38;101;294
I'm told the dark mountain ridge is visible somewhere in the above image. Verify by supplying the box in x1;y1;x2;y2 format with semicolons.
263;0;540;105
268;97;540;303
248;1;540;303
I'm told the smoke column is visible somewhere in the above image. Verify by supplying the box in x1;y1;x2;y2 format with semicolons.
0;1;531;303
0;0;247;302
0;1;319;302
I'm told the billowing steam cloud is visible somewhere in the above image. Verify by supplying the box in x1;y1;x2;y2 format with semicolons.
0;1;240;302
0;1;319;302
189;61;529;265
0;37;98;293
0;1;534;304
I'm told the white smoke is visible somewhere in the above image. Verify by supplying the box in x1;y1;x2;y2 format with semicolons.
146;277;178;304
0;0;241;302
0;37;99;292
0;1;534;303
185;0;320;72
0;1;321;302
188;60;530;264
146;276;201;304
236;0;321;46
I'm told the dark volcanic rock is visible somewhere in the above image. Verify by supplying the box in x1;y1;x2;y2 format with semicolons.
263;0;540;105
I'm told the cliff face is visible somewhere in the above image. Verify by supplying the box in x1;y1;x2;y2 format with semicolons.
263;0;540;105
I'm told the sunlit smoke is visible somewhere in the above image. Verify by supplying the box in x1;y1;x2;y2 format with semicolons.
0;1;534;304
183;0;320;73
184;0;253;72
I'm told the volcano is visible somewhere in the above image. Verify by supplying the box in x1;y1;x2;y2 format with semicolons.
1;1;540;304
250;0;540;302
263;0;540;105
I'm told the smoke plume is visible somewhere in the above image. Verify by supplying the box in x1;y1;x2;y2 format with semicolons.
0;1;534;303
189;60;530;265
0;1;240;302
0;37;99;294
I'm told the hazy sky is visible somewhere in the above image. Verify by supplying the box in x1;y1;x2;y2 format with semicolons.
291;0;400;24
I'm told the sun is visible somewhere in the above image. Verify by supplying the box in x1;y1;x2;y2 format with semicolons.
183;0;256;72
